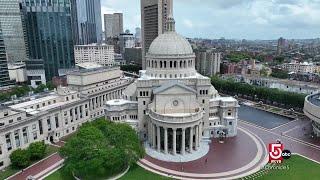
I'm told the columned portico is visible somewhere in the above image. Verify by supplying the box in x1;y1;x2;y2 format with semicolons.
148;119;202;156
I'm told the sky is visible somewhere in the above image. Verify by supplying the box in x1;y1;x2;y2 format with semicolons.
101;0;320;40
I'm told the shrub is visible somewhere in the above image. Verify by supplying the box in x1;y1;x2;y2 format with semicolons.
10;149;30;168
28;142;47;160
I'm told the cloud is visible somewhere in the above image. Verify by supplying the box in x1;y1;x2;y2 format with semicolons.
101;0;320;39
183;19;194;28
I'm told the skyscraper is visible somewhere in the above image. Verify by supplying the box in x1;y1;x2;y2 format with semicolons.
135;27;141;45
141;0;172;69
0;0;28;63
277;37;286;55
71;0;102;45
104;13;123;38
0;22;15;88
21;0;75;80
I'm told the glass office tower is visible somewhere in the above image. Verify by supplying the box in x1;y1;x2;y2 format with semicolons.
0;22;15;88
0;0;28;63
21;0;75;80
71;0;102;45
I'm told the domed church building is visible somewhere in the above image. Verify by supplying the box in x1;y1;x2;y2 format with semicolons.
105;14;239;158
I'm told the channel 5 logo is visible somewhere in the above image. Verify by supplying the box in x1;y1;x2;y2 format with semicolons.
268;143;291;163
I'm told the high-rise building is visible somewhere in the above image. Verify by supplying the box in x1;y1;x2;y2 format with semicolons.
21;0;75;80
195;49;221;76
74;44;115;67
141;0;172;69
104;13;123;38
135;27;141;46
0;0;28;63
119;30;135;54
71;0;102;45
0;22;15;88
277;37;286;55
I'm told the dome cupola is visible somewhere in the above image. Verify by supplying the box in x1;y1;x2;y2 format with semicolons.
145;15;196;79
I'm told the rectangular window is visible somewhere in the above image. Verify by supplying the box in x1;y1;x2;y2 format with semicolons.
229;122;233;125
47;118;51;131
23;127;28;144
38;120;43;135
55;116;59;128
14;130;20;148
33;132;37;140
5;134;12;151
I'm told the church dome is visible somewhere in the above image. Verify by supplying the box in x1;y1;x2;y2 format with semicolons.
148;32;193;56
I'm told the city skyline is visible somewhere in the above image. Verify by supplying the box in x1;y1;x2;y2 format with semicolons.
101;0;320;40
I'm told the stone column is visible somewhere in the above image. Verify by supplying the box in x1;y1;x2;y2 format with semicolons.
10;132;16;150
152;124;156;148
173;128;176;155
181;128;185;155
164;128;168;154
72;108;76;121
77;106;81;120
195;125;199;150
157;126;161;152
189;127;193;152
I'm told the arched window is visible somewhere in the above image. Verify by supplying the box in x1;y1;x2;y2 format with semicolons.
170;61;173;68
164;61;167;68
152;61;154;68
155;61;157;68
174;61;177;68
160;61;163;68
180;61;182;68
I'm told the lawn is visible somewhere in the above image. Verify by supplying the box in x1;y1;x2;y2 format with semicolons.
248;155;320;180
0;144;59;179
45;164;169;180
45;168;74;180
119;164;170;180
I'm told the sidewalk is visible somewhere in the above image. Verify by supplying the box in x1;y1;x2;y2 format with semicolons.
7;153;63;180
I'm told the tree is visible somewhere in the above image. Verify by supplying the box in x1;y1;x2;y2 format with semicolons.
10;149;30;168
60;119;145;179
28;142;47;160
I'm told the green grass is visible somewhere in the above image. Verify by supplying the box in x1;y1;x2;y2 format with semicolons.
46;145;60;156
0;166;20;180
270;108;282;112
0;144;60;179
119;164;170;180
45;164;169;180
45;168;74;180
247;155;320;180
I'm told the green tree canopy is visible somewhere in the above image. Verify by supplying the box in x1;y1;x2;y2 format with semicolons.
60;119;145;179
28;141;47;160
9;149;30;169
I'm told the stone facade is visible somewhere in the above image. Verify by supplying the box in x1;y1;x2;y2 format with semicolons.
304;94;320;137
0;67;132;169
105;16;238;157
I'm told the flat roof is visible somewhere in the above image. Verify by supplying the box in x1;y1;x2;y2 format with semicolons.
106;99;137;106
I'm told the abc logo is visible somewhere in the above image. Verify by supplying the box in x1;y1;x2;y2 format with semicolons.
282;149;291;160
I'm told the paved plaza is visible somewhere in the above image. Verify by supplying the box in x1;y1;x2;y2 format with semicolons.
139;127;268;179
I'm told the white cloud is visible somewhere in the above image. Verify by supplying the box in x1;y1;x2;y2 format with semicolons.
183;19;194;28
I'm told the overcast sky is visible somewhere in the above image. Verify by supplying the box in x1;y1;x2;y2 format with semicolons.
101;0;320;40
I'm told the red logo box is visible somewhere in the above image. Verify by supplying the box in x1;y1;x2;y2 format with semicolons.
269;143;284;163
